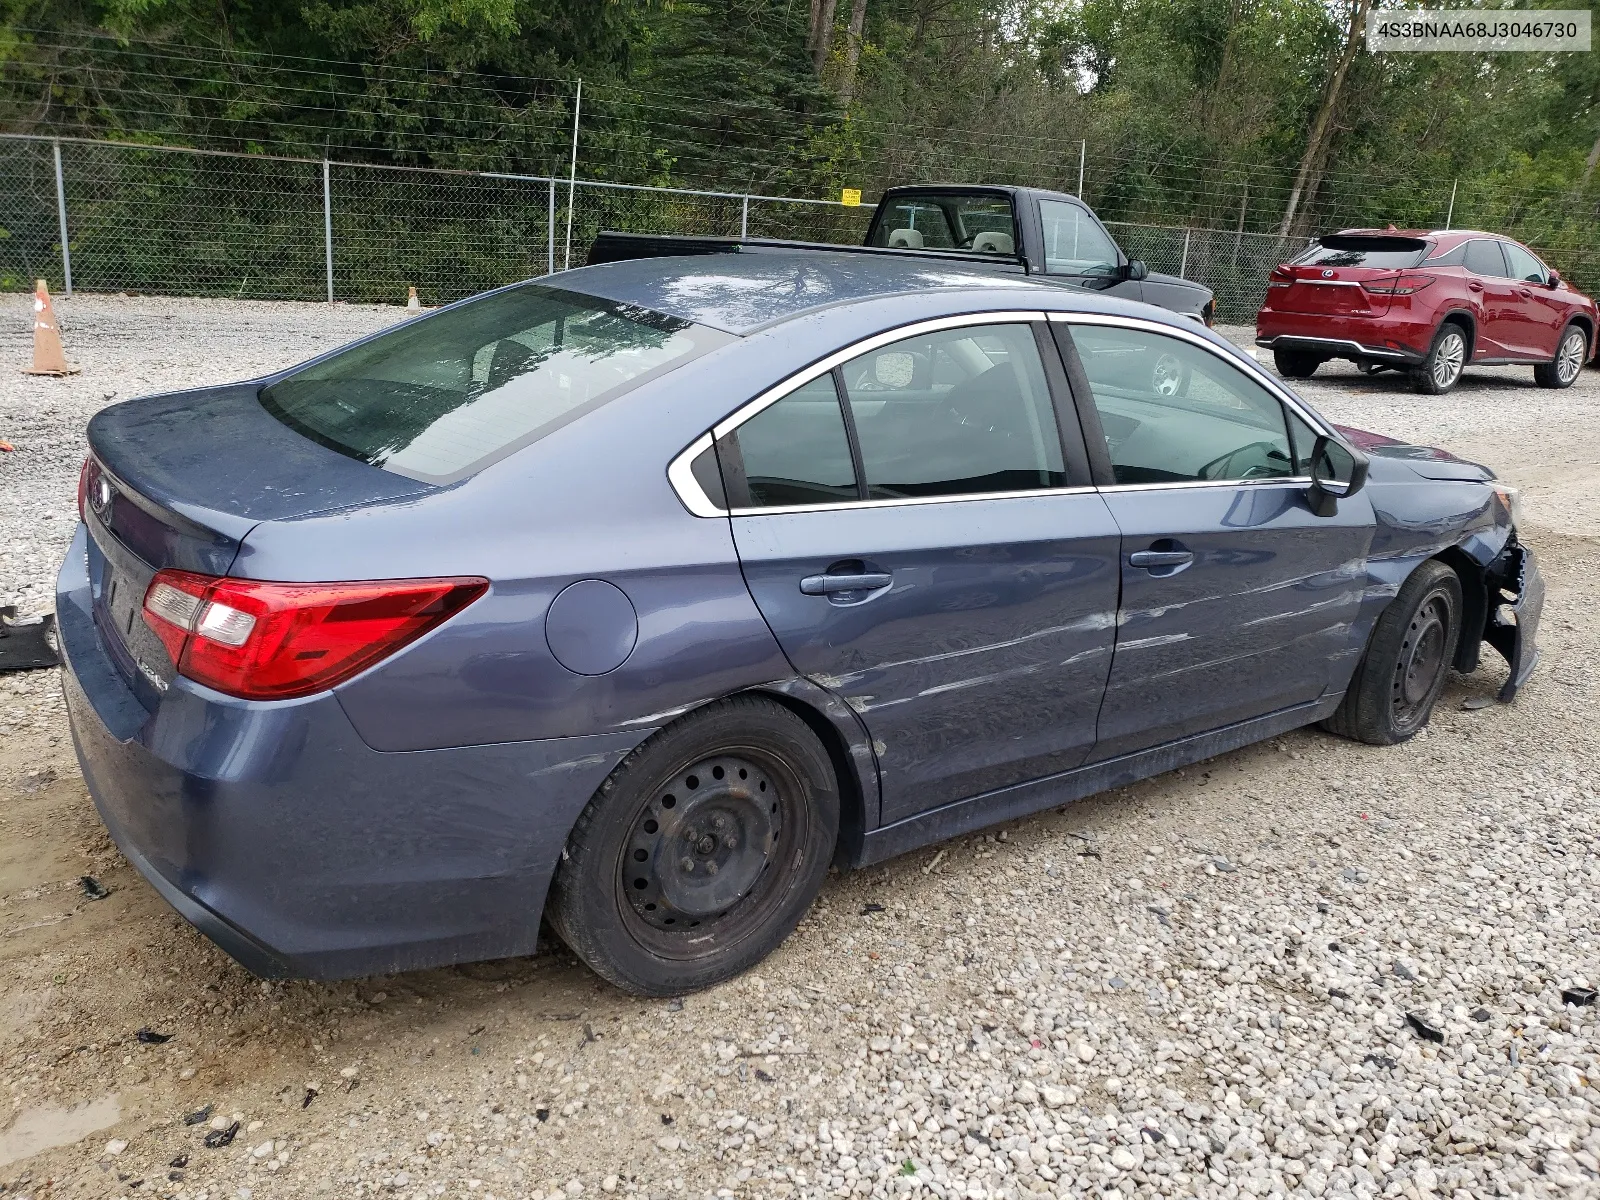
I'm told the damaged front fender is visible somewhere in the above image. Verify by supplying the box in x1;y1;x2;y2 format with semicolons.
1484;539;1544;702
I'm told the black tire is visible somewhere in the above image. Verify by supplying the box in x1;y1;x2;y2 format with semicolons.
1409;322;1468;394
1534;323;1587;389
1273;348;1323;379
1322;560;1463;745
546;695;839;996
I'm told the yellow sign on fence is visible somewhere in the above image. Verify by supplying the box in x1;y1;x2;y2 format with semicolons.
841;188;862;207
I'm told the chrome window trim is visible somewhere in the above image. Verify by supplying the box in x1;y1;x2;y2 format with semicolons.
1101;475;1312;494
1046;311;1336;438
667;310;1050;516
727;484;1098;518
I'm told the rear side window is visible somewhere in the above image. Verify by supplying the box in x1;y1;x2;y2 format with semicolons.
261;284;727;483
839;324;1066;499
726;376;858;507
1464;240;1510;277
1502;243;1547;284
1295;236;1430;269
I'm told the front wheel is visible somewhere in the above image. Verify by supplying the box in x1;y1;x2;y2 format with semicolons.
1534;324;1587;389
1322;560;1462;745
547;695;839;996
1409;323;1468;394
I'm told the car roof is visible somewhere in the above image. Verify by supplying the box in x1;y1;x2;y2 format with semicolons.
554;248;1066;336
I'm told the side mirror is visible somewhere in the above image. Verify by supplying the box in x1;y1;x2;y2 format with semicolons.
1306;434;1369;517
1125;259;1149;282
1548;270;1562;289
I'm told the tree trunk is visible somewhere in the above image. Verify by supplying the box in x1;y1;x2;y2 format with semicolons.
811;0;839;74
837;0;869;105
1279;0;1371;237
1584;132;1600;188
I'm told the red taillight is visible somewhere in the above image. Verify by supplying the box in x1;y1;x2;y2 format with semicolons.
142;571;488;701
1362;274;1435;296
1267;265;1292;287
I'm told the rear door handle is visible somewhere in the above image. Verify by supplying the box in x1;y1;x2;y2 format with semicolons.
800;572;893;595
1467;280;1484;292
1129;550;1194;569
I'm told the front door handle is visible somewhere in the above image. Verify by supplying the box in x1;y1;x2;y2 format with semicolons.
800;572;893;595
1129;550;1194;569
1467;280;1484;292
1518;288;1533;298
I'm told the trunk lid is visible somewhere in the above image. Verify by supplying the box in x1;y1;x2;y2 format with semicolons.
84;383;431;706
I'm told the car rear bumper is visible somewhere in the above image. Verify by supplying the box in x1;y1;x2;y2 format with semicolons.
1256;310;1437;364
56;524;645;979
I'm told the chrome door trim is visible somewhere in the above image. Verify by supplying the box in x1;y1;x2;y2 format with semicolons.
728;484;1099;518
1046;311;1337;438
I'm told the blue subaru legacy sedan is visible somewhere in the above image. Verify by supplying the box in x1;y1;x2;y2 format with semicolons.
58;248;1541;995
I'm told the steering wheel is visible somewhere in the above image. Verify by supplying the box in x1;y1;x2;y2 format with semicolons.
1197;441;1292;481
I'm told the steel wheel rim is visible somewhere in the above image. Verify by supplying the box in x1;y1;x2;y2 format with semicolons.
1558;331;1584;383
1392;593;1450;728
616;749;803;960
1152;353;1184;396
1432;333;1465;388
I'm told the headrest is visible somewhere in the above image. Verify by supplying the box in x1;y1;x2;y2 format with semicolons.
888;227;925;249
971;231;1015;254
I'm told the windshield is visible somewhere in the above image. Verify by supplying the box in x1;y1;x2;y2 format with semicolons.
260;284;726;483
1295;236;1430;270
867;193;1018;255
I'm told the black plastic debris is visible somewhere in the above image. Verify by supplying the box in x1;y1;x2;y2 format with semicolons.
1405;1012;1445;1044
1328;942;1342;952
136;1027;172;1044
203;1121;240;1148
182;1105;213;1126
0;608;59;672
861;903;886;915
659;1113;674;1125
169;1154;189;1168
302;1087;318;1109
1362;1053;1398;1069
1562;986;1597;1007
80;876;109;901
1141;1127;1165;1144
535;1109;550;1122
1316;902;1330;914
755;1068;775;1083
1471;1007;1492;1022
1328;988;1351;1000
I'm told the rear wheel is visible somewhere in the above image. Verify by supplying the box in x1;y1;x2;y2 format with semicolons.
1322;560;1462;745
1409;323;1468;394
1534;324;1587;389
1151;350;1192;396
547;696;839;996
1273;348;1324;379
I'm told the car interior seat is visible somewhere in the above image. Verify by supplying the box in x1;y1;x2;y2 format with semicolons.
888;228;925;249
971;232;1015;255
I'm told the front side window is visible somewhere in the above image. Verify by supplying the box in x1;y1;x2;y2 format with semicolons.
865;194;1018;254
838;324;1066;499
1464;239;1510;278
1067;325;1295;485
261;284;725;483
1502;243;1547;284
1039;200;1121;277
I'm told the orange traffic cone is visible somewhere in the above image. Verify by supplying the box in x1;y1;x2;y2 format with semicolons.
23;280;79;376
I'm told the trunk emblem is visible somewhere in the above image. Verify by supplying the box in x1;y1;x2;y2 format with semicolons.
90;475;114;515
1321;269;1335;279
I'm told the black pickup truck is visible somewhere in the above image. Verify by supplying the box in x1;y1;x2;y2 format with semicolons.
589;183;1216;325
865;185;1214;324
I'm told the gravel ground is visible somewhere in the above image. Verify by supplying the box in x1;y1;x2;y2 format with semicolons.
2;296;1599;1200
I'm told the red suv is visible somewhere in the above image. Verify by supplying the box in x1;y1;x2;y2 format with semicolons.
1256;229;1596;394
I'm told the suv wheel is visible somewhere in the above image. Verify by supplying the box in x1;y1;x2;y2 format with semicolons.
1410;323;1468;394
1534;324;1587;389
1273;348;1324;378
547;696;839;996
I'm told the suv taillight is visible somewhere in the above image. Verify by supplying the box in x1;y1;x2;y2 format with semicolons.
1267;266;1292;288
142;571;488;700
1362;274;1435;296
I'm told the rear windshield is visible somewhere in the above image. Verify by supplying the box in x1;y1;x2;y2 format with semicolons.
1294;236;1431;270
260;284;727;483
867;193;1018;255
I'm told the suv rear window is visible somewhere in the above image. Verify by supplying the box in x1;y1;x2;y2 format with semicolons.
1295;236;1430;269
261;284;727;483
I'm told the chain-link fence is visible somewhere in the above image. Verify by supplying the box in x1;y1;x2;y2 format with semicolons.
35;131;1598;324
